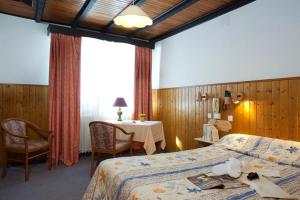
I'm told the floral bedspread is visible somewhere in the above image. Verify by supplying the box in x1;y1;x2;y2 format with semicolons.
83;134;300;200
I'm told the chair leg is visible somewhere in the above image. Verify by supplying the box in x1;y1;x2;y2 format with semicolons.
129;147;133;156
47;151;52;170
24;154;29;181
113;153;116;158
1;152;7;178
90;151;95;177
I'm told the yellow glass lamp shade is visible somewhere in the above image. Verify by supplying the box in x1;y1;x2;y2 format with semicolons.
113;5;153;28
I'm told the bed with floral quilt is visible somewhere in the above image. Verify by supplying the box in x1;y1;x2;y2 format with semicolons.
83;134;300;200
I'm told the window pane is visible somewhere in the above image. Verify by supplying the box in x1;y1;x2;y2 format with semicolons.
80;37;135;152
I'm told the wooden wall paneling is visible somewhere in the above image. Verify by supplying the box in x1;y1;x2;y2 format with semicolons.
186;87;190;149
152;89;158;120
243;82;250;133
176;88;181;151
199;86;205;137
263;81;273;138
203;86;208;124
230;84;238;131
189;87;194;149
216;85;222;100
271;81;280;139
220;84;229;138
195;86;201;139
280;80;289;140
256;82;264;136
0;84;48;165
236;83;244;133
181;87;186;151
298;79;300;140
152;77;300;152
249;82;257;135
185;88;189;150
166;89;171;150
191;87;197;149
184;87;189;150
207;85;212;117
288;79;298;141
175;88;181;151
171;88;177;151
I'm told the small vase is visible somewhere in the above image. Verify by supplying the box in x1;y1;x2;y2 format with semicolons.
139;114;146;122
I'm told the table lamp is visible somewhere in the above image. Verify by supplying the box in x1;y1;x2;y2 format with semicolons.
113;97;128;121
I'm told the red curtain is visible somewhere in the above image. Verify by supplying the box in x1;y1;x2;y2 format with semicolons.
133;46;153;120
48;33;81;166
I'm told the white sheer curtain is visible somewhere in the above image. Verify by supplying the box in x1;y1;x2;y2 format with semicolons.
80;38;135;152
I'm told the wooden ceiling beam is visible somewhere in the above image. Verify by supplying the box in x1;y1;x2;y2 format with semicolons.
101;0;147;32
35;0;46;22
151;0;256;42
17;0;33;7
130;0;198;36
72;0;96;28
47;24;155;49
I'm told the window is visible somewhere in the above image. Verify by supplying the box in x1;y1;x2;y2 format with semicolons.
80;37;135;152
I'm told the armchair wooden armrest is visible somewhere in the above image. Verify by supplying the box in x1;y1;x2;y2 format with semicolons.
117;127;135;141
126;132;134;141
27;122;52;139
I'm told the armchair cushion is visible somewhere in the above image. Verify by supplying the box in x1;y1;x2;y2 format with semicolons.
116;140;131;153
6;139;49;153
90;123;114;149
3;120;26;144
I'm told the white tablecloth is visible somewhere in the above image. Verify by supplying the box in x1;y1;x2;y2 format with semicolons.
106;120;166;155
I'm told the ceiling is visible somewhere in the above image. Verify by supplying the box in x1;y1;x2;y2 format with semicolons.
0;0;255;48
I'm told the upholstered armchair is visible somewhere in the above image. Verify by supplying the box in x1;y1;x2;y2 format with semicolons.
1;118;52;181
89;121;134;176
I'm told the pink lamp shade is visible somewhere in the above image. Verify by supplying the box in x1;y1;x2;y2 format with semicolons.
113;97;128;107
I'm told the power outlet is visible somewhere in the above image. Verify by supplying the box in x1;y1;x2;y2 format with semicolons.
228;115;233;122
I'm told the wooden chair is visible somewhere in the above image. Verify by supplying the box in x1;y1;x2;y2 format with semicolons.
89;121;134;177
1;118;52;181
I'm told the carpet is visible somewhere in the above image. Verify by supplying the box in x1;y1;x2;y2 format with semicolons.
0;156;91;200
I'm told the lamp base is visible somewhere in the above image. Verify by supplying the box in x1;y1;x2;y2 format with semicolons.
117;108;123;121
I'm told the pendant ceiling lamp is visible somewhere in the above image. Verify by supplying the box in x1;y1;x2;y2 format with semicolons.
113;1;153;28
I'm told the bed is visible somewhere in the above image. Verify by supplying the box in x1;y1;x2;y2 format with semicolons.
83;134;300;200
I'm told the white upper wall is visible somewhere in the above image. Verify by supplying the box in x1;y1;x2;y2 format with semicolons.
0;14;50;85
152;0;300;89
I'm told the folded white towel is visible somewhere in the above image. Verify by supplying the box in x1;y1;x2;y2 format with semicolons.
212;157;242;178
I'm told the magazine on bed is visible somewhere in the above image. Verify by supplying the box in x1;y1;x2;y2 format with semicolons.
187;174;248;190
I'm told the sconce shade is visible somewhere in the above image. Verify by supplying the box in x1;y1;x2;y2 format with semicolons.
113;97;128;107
232;92;244;104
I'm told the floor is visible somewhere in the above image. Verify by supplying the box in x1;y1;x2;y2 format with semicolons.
0;157;91;200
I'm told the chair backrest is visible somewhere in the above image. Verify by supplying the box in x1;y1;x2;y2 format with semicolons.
89;121;116;150
1;118;26;145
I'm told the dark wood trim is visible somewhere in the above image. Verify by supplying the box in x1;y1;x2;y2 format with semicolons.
47;24;155;49
72;0;96;28
17;0;33;7
131;0;198;36
151;0;256;42
0;83;48;87
154;76;300;90
35;0;46;22
101;0;147;32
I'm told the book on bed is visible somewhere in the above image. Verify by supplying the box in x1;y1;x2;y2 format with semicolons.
187;174;248;190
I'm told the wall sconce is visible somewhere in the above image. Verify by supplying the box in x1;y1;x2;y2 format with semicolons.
232;92;244;104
